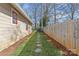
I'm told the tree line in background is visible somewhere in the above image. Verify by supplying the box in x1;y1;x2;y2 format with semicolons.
20;3;79;30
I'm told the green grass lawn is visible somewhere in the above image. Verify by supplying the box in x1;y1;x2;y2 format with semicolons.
40;32;61;56
11;31;36;56
19;31;37;56
11;31;62;56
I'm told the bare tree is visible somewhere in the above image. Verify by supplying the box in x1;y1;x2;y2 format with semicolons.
53;3;56;23
70;3;77;20
34;5;37;29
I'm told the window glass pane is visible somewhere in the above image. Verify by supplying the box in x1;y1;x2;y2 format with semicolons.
26;24;28;30
12;11;17;24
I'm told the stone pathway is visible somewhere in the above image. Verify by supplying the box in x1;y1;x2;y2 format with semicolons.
34;33;42;56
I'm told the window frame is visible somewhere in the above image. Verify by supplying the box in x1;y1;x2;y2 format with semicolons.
12;10;18;24
26;24;28;30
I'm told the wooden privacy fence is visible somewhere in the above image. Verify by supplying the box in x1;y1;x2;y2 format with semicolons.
43;19;79;55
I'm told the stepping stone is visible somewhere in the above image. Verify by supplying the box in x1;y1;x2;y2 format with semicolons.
36;44;41;47
35;48;41;53
37;38;40;40
36;41;40;44
36;40;40;42
37;35;40;38
37;40;40;42
37;39;40;41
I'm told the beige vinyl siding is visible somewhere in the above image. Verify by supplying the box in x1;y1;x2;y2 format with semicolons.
0;4;32;51
0;4;12;50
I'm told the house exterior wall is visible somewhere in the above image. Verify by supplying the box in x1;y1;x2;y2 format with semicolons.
0;3;32;51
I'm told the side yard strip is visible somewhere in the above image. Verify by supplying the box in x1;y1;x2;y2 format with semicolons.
12;31;62;56
11;31;36;56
